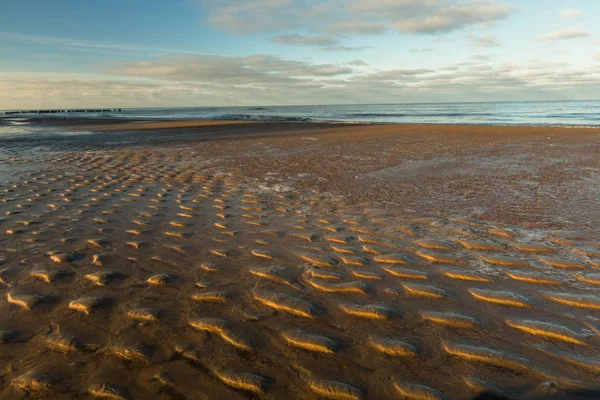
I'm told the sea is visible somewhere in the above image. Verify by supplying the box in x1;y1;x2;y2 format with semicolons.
1;101;599;132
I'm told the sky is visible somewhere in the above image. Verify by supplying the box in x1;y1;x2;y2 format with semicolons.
0;0;599;109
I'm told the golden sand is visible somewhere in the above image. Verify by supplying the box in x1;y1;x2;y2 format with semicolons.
1;119;600;398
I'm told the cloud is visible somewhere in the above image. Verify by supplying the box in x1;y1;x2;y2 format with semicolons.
319;45;371;52
323;22;386;35
3;56;600;109
272;34;338;46
0;78;193;109
467;34;500;47
199;0;296;34
395;1;514;34
105;54;354;83
350;68;435;83
409;48;434;53
347;59;368;66
560;8;582;19
198;0;515;35
471;54;491;61
595;53;600;61
103;56;600;104
538;28;590;41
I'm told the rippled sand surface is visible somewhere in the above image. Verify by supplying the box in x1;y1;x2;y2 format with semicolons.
1;120;600;399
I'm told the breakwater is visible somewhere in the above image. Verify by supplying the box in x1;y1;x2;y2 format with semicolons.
3;108;122;115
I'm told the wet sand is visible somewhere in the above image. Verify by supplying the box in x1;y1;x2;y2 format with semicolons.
1;119;600;399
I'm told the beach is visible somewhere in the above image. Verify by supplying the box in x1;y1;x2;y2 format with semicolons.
1;119;600;399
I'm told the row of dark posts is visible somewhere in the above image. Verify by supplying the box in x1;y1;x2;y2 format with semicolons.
3;109;123;115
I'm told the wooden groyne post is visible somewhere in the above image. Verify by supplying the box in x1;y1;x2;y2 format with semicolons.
2;109;123;115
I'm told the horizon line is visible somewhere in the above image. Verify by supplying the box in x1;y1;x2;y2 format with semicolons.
2;99;600;113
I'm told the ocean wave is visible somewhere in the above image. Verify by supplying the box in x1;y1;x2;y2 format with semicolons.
209;114;372;124
536;114;600;119
211;114;314;122
0;118;32;125
340;112;496;118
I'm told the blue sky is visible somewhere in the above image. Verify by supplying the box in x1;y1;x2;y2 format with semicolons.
0;0;598;108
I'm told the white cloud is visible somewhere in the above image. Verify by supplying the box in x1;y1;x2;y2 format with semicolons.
467;34;500;47
109;55;600;102
272;34;338;46
395;1;514;34
271;33;370;50
538;28;590;41
319;45;371;52
199;0;295;33
0;78;193;109
198;0;515;35
346;59;368;66
409;48;434;53
105;54;354;82
353;69;435;82
595;53;600;61
3;55;599;109
323;22;386;35
560;8;582;19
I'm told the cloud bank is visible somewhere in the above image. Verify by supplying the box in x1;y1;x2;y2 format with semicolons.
3;54;598;109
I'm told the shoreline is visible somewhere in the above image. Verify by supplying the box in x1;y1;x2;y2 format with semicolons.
67;118;600;130
2;115;600;130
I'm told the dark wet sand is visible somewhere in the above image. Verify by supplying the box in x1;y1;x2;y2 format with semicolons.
1;119;600;399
